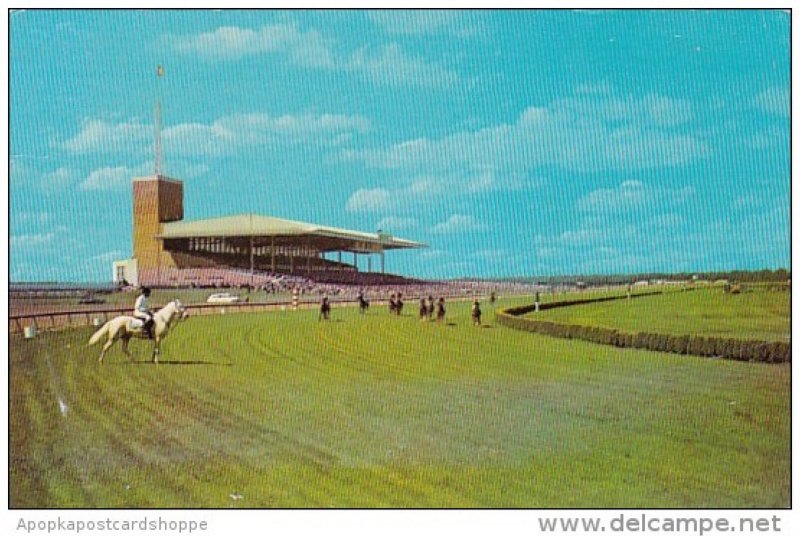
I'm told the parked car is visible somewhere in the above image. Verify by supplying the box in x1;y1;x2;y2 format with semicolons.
206;292;241;304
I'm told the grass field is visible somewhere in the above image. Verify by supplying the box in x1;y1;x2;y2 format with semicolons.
533;287;791;342
10;298;790;508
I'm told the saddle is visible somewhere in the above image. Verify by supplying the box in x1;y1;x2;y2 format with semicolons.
129;318;154;338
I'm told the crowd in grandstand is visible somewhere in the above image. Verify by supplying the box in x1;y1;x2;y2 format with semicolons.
133;265;559;309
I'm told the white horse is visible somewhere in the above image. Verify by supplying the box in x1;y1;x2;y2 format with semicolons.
88;300;188;363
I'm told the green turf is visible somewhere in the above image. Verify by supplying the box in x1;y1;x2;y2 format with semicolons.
10;298;789;508
532;287;790;342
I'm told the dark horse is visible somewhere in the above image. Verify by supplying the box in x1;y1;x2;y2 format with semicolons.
319;296;331;320
358;294;370;314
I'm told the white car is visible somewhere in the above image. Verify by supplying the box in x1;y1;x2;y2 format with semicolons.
206;292;241;304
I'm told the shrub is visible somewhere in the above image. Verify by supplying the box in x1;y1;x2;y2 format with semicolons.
726;339;743;361
497;293;786;364
670;335;689;355
738;340;756;361
687;336;705;356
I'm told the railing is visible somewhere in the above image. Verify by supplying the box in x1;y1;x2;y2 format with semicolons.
8;300;315;334
8;293;503;334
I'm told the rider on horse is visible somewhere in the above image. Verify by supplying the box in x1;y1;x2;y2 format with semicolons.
134;287;155;339
319;294;331;320
471;299;482;326
357;290;369;313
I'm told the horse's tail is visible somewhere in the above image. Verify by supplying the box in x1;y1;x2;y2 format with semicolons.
88;321;111;346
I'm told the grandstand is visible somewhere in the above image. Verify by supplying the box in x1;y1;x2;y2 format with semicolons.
113;175;426;288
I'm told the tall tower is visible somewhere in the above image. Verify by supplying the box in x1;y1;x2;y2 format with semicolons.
132;176;184;275
131;64;184;281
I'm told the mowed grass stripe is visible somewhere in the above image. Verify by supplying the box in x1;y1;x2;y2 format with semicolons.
10;297;789;508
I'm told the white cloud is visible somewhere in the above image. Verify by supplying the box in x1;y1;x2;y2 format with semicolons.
168;24;335;67
215;112;369;142
755;87;789;117
15;211;50;225
345;92;705;174
345;178;441;214
10;231;56;249
90;250;125;264
368;10;474;36
61;118;151;154
345;170;527;216
80;162;151;191
10;226;68;250
62;112;370;158
431;214;485;234
346;43;458;88
162;122;230;157
731;190;784;212
168;24;456;88
181;163;211;179
10;157;30;186
346;188;391;212
577;181;695;213
42;166;78;189
376;216;417;231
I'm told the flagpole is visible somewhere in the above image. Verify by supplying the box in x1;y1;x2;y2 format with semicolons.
154;65;164;178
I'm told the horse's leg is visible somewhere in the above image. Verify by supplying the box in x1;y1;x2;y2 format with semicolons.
152;337;160;364
99;336;116;363
121;335;132;361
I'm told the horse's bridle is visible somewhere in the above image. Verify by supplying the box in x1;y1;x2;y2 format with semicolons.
175;300;188;320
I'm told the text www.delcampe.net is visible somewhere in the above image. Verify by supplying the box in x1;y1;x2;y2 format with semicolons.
538;514;782;535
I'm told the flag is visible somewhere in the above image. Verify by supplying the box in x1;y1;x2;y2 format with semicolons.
156;65;164;77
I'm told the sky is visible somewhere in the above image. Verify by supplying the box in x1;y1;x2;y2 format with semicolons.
8;9;790;281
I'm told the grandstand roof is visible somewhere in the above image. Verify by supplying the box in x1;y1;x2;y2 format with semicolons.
157;213;426;252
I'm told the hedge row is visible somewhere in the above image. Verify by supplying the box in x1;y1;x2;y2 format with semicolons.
497;298;791;364
504;289;664;317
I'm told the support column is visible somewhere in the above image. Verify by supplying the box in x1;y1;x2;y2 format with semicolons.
156;239;162;287
380;249;385;274
306;247;311;272
271;236;276;273
367;255;372;273
290;249;294;274
249;236;254;288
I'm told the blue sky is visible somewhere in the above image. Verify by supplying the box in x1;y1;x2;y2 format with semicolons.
9;9;790;281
